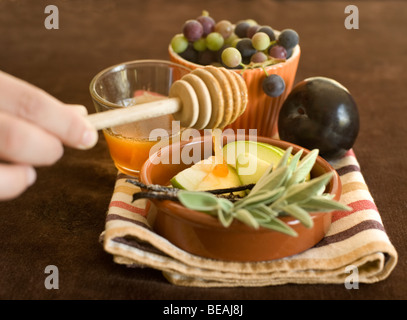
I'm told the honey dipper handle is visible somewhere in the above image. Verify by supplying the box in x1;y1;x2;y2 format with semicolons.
87;97;181;130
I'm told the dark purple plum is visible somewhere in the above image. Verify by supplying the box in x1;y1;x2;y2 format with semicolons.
278;77;359;160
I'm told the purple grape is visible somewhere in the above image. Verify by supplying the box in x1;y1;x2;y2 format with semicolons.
257;26;276;41
235;38;256;64
246;25;260;38
179;44;199;63
277;29;299;50
268;45;287;59
197;15;215;37
251;51;267;63
234;21;250;38
198;50;216;65
183;19;204;42
262;74;285;97
286;48;293;59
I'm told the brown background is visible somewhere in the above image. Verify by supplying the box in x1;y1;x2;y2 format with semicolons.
0;0;406;300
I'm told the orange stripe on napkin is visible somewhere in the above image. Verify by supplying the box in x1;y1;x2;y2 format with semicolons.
332;199;378;222
109;200;148;217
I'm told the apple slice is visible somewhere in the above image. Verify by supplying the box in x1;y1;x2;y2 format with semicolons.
236;153;273;185
170;158;212;190
170;156;243;195
222;140;285;169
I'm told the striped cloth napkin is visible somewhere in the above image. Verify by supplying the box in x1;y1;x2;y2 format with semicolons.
100;149;398;287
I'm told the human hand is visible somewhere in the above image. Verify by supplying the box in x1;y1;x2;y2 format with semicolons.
0;71;98;200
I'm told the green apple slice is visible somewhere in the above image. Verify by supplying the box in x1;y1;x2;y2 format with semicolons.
170;162;209;190
170;156;244;195
195;164;243;194
236;153;273;185
222;140;285;169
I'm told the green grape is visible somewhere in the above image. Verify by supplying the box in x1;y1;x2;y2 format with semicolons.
171;33;188;53
251;32;270;51
221;47;242;68
206;32;224;51
224;33;239;46
246;19;258;26
193;38;207;51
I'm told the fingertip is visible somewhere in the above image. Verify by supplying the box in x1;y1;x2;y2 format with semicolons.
78;127;99;150
70;104;89;116
0;164;37;201
26;166;37;186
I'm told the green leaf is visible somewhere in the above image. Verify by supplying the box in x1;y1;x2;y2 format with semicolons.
299;195;352;212
248;207;272;223
218;207;234;227
248;204;279;223
273;171;333;206
217;198;234;212
252;203;280;217
281;204;313;228
260;161;275;179
287;149;303;175
287;149;319;187
249;166;290;195
259;218;298;237
276;147;293;169
177;190;220;212
234;208;259;229
234;187;285;209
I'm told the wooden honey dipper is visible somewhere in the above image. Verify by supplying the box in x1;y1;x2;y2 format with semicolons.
87;66;247;131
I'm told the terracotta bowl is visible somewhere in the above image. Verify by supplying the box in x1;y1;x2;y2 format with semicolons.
140;135;341;262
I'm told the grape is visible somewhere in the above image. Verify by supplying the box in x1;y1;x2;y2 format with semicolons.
179;44;199;63
214;20;234;39
286;48;293;59
224;33;239;46
193;38;207;51
183;19;204;42
277;29;299;50
171;34;188;53
198;50;216;65
262;74;285;97
250;51;267;63
257;26;275;41
221;47;242;68
206;32;224;51
251;32;270;51
235;38;256;64
196;14;215;36
234;21;251;38
268;44;287;59
246;19;258;26
171;14;299;69
216;45;230;62
246;25;260;38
